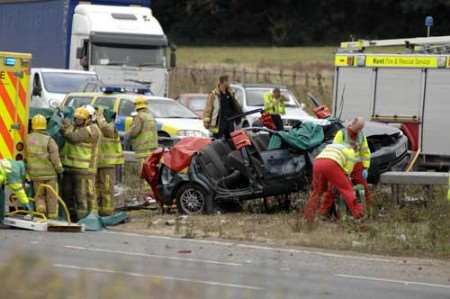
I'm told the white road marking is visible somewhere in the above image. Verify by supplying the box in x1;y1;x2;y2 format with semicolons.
53;263;263;291
103;230;235;246
63;245;241;267
235;244;397;263
103;230;413;264
336;274;450;290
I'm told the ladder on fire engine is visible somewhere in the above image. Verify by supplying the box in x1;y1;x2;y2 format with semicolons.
340;35;450;53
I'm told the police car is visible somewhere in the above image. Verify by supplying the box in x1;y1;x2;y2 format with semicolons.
61;90;210;144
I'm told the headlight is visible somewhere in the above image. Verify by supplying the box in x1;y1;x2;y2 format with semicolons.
49;99;60;108
176;130;207;137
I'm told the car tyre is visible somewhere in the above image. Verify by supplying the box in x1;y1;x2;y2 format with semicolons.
175;183;213;215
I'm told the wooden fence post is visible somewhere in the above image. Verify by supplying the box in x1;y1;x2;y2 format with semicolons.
316;72;323;96
292;71;297;87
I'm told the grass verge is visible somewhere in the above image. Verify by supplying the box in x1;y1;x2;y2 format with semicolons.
177;46;336;69
118;186;450;260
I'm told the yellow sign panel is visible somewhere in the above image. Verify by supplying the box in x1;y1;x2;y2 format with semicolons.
335;55;351;66
366;55;439;68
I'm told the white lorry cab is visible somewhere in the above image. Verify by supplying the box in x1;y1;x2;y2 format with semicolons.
30;68;98;108
70;4;174;97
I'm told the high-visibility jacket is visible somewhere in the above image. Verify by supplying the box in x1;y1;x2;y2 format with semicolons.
62;126;100;174
334;129;371;169
25;132;62;180
263;93;286;115
316;144;357;175
130;111;158;159
0;159;29;205
98;133;124;168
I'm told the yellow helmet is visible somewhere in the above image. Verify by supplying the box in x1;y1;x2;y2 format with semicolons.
74;107;90;120
31;114;47;130
134;96;148;110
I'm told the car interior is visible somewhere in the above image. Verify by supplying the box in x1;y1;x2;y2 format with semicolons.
195;132;309;191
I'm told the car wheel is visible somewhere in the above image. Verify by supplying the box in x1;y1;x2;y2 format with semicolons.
175;183;212;215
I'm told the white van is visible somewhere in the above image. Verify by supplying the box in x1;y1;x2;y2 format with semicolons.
30;68;98;108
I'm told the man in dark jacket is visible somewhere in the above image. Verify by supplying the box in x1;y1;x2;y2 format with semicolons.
203;75;242;139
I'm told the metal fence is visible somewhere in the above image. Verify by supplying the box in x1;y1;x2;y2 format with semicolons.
169;66;334;107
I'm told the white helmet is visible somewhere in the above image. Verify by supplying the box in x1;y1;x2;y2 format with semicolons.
84;104;96;121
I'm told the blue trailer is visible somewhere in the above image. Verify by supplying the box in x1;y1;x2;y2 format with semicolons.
0;0;171;97
0;0;151;68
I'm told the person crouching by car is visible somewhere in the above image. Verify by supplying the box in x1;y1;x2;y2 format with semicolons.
304;144;364;223
264;88;286;131
320;117;372;216
203;75;242;139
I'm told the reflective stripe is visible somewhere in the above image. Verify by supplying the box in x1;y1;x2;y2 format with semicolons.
25;132;58;180
98;134;124;168
0;160;12;173
0;65;30;160
62;126;100;173
317;144;356;174
131;111;157;158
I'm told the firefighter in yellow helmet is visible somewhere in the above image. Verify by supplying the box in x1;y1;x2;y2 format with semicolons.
24;114;63;219
61;106;101;220
0;159;31;211
125;96;157;200
95;106;124;216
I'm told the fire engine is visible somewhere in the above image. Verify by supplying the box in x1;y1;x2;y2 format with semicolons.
333;35;450;170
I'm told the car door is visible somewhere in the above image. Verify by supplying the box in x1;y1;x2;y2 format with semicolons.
116;98;136;135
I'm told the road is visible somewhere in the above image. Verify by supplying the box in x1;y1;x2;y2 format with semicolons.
0;228;449;299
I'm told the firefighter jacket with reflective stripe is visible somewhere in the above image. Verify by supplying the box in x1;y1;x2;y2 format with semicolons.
263;93;286;115
334;129;371;169
25;131;63;180
128;110;158;159
0;159;29;205
97;118;124;168
316;144;357;175
62;124;101;174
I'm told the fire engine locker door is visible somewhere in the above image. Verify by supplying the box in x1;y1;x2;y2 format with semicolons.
422;69;450;156
373;69;424;119
334;68;374;121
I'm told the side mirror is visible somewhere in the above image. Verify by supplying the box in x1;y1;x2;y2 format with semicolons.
170;44;177;68
76;47;84;59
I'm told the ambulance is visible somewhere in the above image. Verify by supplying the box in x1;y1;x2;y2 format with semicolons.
333;36;450;170
0;51;31;221
0;51;31;161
